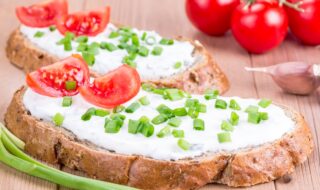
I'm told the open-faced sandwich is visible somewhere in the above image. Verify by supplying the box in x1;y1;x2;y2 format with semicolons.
4;56;313;190
6;0;229;94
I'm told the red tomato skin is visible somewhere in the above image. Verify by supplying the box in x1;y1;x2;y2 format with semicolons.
231;1;288;54
285;0;320;45
79;65;141;109
16;0;68;27
185;0;240;36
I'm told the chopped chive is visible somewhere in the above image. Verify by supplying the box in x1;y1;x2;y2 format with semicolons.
52;113;64;126
145;36;156;45
157;126;171;138
109;31;119;38
204;90;219;100
122;53;137;68
141;83;155;92
153;88;165;96
159;38;174;45
138;46;149;57
141;32;147;40
118;42;129;49
94;109;109;117
139;116;150;123
104;120;121;133
140;122;154;137
177;139;190;150
259;112;269;120
110;113;126;121
156;104;173;117
151;46;163;56
220;120;234;131
217;132;232;143
75;36;88;43
245;105;259;113
174;61;182;69
229;99;241;110
34;31;44;38
128;119;140;134
172;129;184;138
164;89;184;101
151;114;168;125
65;80;77;91
125;102;140;113
125;45;138;54
168;118;182;127
185;99;199;107
230;111;239;126
131;35;140;46
138;96;150;105
82;52;95;66
215;99;227;109
173;107;188;116
100;42;118;52
196;103;207;113
77;43;88;52
248;112;261;124
193;118;205;131
258;99;272;108
81;108;96;121
188;108;199;119
64;41;72;51
62;97;72;107
119;36;130;43
49;26;56;32
113;105;125;113
87;42;100;55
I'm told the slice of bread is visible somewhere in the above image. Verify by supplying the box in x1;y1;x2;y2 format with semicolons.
4;86;313;190
6;26;229;94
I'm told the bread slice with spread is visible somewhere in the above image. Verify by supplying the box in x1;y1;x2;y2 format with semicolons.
6;23;229;94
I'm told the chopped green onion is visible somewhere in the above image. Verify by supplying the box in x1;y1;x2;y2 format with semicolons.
193;118;205;131
145;36;156;45
204;90;219;100
117;42;129;49
76;43;88;52
94;109;109;117
173;61;182;69
151;114;168;125
259;112;269;120
141;32;147;40
81;108;96;121
49;26;56;32
188;108;199;119
230;111;239;126
258;99;272;108
245;105;259;113
215;99;227;109
248;112;261;124
156;104;173;117
138;46;149;57
125;102;140;113
65;81;77;91
173;107;188;116
138;96;150;106
100;42;118;52
168;118;182;127
110;113;126;121
57;32;75;51
64;41;72;51
123;53;137;68
196;103;207;113
52;113;64;126
164;89;184;101
217;132;232;143
139;115;150;123
220;120;234;131
151;46;163;56
157;126;171;138
119;36;130;43
75;36;88;43
104;120;121;133
128;119;140;134
108;31;119;38
34;31;44;38
141;83;155;92
159;38;174;45
82;52;95;66
153;88;165;96
229;99;241;110
177;139;190;150
140;122;154;137
131;35;140;46
172;129;184;138
113;105;125;113
62;97;72;107
87;42;100;55
185;99;199;107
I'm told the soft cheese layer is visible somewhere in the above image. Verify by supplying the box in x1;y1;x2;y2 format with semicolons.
23;88;295;161
20;24;197;80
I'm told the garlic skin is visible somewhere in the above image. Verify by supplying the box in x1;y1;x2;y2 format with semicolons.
246;62;320;95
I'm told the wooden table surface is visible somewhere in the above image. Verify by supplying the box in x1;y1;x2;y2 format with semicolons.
0;0;319;189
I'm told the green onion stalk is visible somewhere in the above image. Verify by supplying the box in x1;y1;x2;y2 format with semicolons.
0;123;137;190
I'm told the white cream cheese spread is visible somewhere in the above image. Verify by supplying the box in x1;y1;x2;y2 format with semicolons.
20;24;197;80
23;88;295;161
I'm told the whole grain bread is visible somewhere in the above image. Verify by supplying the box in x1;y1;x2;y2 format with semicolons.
6;27;229;94
4;86;314;190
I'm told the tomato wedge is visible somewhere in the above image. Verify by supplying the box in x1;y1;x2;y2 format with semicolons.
79;65;141;108
56;6;110;36
26;55;89;97
16;0;68;27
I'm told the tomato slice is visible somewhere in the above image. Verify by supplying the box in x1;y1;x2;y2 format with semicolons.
26;55;90;97
79;65;141;108
16;0;68;27
56;6;110;36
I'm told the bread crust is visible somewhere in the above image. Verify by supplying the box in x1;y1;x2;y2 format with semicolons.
6;28;229;94
4;87;313;189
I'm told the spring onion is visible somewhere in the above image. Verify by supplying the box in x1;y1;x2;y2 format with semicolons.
217;132;232;143
204;90;219;100
141;83;155;92
168;118;182;127
248;112;261;124
141;32;147;40
157;126;171;138
185;99;199;107
230;111;239;126
125;102;140;113
259;112;269;120
81;108;96;121
156;104;173;117
220;120;234;131
172;129;184;138
75;36;88;43
65;80;77;91
82;52;95;66
62;97;72;107
215;99;227;109
229;99;241;110
245;105;259;113
188;108;199;119
53;113;64;126
151;114;168;125
113;105;125;113
140;122;154;137
159;38;174;45
138;96;150;106
193;118;205;131
151;46;163;56
128;119;140;134
164;89;184;101
131;35;140;46
196;103;207;113
109;31;120;38
49;26;56;32
104;120;121;133
138;46;149;57
173;107;188;116
174;61;182;69
34;31;44;38
94;109;109;117
145;36;156;45
100;42;118;52
258;99;272;108
118;42;129;49
177;139;190;150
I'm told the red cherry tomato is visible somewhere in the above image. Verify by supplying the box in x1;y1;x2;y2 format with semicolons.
285;0;320;45
16;0;68;27
231;1;288;53
186;0;240;36
26;55;90;97
56;6;110;36
79;65;141;108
